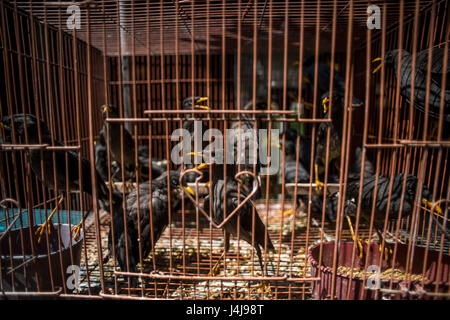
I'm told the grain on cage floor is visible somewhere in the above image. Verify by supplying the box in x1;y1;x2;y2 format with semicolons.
337;266;429;282
76;203;341;298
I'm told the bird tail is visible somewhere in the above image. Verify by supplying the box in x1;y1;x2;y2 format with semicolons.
96;171;111;209
102;251;111;264
249;200;276;252
265;235;275;252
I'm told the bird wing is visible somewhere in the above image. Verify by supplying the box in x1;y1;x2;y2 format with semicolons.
417;48;450;74
416;48;450;91
98;126;107;145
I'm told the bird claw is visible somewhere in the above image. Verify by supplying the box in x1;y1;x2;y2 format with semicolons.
34;197;64;244
71;223;83;241
315;180;324;194
35;222;52;244
354;238;367;260
379;243;393;261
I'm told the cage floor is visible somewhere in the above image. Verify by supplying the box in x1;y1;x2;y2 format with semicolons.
76;200;382;300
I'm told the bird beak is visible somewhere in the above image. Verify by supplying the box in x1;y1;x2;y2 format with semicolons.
322;97;330;114
103;106;111;113
422;199;443;215
372;57;383;74
0;122;4;129
94;140;97;145
195;163;209;170
293;61;299;67
194;97;209;109
269;103;277;110
184;186;195;196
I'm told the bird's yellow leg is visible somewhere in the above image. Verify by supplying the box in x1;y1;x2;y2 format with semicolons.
314;164;324;194
375;229;393;261
422;199;443;214
208;250;226;276
422;199;444;245
35;197;64;244
71;220;84;241
71;204;94;241
71;213;88;241
346;216;365;259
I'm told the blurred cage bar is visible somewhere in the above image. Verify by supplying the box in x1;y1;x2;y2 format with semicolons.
0;0;448;300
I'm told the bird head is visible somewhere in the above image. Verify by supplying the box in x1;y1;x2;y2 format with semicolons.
384;49;408;67
162;170;195;197
182;96;209;111
0;114;49;144
320;91;343;115
372;49;409;74
100;104;119;120
321;91;362;115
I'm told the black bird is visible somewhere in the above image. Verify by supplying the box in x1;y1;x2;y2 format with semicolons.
180;96;209;183
99;104;137;182
1;114;110;241
309;147;374;222
136;145;165;180
284;161;310;185
344;172;446;260
296;56;363;112
302;56;346;97
373;48;450;123
197;158;275;277
104;170;191;285
347;147;375;183
283;127;311;185
284;126;312;166
95;139;121;183
279;161;310;217
278;127;312;216
229;100;278;198
314;91;362;194
309;192;338;222
95;139;109;182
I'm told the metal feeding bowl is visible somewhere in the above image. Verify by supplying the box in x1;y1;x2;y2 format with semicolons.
1;224;83;292
308;241;450;300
